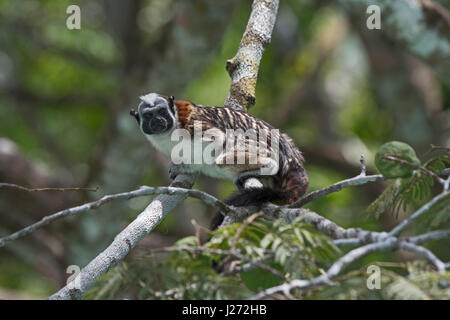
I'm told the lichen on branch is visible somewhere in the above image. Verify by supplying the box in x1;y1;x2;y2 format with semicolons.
224;0;279;111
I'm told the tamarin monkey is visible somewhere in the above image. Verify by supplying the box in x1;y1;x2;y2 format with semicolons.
130;93;308;228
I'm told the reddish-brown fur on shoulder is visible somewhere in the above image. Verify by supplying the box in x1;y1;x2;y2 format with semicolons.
157;95;193;129
174;100;193;129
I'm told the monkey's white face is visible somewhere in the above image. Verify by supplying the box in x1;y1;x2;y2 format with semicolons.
135;93;177;135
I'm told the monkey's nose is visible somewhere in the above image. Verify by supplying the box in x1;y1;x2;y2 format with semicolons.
150;117;167;131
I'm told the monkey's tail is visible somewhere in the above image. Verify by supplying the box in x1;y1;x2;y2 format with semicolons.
210;188;281;230
224;166;309;207
210;167;309;230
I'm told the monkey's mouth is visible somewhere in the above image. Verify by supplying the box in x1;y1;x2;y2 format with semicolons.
142;117;168;134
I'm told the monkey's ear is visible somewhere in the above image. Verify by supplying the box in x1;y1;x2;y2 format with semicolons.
130;109;140;124
168;96;175;114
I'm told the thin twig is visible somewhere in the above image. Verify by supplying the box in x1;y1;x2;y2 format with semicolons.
382;154;446;186
359;155;367;176
231;212;264;250
422;144;450;157
289;174;385;208
232;254;275;274
267;205;388;242
0;183;233;248
334;229;450;247
408;229;450;244
387;190;449;237
0;183;98;192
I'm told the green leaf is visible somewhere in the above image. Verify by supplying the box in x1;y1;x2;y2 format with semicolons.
241;263;283;291
365;179;403;218
384;276;431;300
174;236;198;247
375;141;420;178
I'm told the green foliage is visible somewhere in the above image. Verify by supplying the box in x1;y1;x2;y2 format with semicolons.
240;263;282;291
310;261;450;300
365;172;435;219
382;261;450;300
415;195;450;234
375;141;420;178
367;149;450;232
85;217;340;299
365;178;404;219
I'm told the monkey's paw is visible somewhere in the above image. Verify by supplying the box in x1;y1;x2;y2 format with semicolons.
168;163;190;180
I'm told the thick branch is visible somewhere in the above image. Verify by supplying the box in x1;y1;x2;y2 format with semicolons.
266;206;388;243
48;173;196;300
224;0;279;110
399;242;446;272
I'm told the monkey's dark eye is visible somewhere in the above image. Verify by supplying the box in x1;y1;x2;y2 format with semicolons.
158;109;168;116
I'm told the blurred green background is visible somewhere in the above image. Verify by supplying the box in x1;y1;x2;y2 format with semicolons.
0;0;448;298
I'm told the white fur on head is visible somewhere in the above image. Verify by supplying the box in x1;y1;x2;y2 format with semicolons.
140;93;160;106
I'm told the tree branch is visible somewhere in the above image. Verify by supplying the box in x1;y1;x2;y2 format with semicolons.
398;242;446;272
387;190;449;237
291;174;385;208
408;229;450;244
48;173;197;300
224;0;279;110
290;155;385;207
0;182;237;248
381;154;446;186
0;183;98;193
